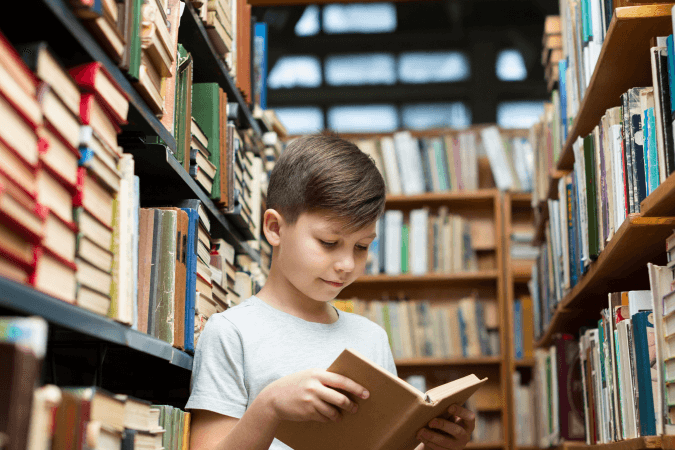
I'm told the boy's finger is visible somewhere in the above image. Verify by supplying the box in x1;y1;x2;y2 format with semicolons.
428;418;466;439
320;371;370;400
316;384;359;413
416;428;456;449
448;405;476;431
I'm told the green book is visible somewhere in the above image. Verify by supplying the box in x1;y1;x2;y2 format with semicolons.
163;406;172;450
174;45;193;170
583;135;600;259
401;223;409;273
381;302;393;350
156;210;177;344
192;83;221;200
172;408;181;451
129;0;143;80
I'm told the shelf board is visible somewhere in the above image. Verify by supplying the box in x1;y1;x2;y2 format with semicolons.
0;277;193;371
179;1;261;136
536;214;675;347
512;265;533;284
125;144;260;263
556;4;674;171
640;172;675;217
515;358;536;367
395;356;502;367
558;436;665;450
466;440;505;449
510;192;533;207
385;189;498;209
661;435;675;450
351;271;500;286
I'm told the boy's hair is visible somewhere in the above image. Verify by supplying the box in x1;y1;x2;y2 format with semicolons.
267;132;386;233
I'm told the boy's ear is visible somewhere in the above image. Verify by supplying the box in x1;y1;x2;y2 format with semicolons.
263;209;284;246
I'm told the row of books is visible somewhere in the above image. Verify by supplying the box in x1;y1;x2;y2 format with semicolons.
512;371;537;447
0;316;188;450
532;261;675;447
542;15;563;93
366;209;479;276
0;30;137;315
513;295;535;361
333;297;500;360
355;126;535;195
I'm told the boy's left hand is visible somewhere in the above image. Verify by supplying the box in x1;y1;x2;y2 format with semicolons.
414;404;476;450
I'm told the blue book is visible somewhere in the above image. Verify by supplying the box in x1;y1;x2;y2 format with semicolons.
644;107;659;195
418;139;434;192
457;308;468;358
559;59;568;141
566;179;579;287
667;35;674;115
180;207;199;353
254;23;268;109
632;311;657;436
514;297;523;359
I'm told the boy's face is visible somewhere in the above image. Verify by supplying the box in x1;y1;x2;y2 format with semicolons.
269;210;377;303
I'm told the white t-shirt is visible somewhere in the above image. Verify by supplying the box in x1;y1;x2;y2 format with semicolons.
185;295;397;449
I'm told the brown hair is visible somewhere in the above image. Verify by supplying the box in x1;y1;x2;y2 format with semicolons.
267;132;386;233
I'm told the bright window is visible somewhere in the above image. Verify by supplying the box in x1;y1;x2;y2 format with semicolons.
323;3;397;34
328;105;398;132
325;53;396;86
496;49;527;81
402;103;471;130
295;5;320;36
267;56;322;89
497;101;544;128
398;51;470;84
274;107;324;135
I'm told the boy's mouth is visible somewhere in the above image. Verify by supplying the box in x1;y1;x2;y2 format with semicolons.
321;279;344;288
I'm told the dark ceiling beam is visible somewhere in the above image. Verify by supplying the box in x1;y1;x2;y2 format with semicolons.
267;80;547;106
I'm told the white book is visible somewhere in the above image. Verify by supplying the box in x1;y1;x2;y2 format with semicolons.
549;345;560;444
618;320;639;438
648;264;674;435
558;178;571;292
573;137;590;268
650;47;669;184
610;124;626;230
379;137;402;195
628;290;653;317
393;131;425;195
387;300;404;360
384;210;402;275
480;126;514;190
409;208;428;275
397;301;414;358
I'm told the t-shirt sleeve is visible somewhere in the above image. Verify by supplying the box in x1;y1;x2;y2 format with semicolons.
185;314;249;418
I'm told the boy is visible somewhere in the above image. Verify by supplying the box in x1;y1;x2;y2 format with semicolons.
187;134;476;449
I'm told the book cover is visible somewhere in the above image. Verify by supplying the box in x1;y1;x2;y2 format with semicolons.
554;334;586;440
631;311;657;436
181;207;198;353
627;88;648;207
274;349;487;450
146;209;162;338
192;83;221;201
155;209;177;344
68;61;129;125
654;47;675;177
583;134;600;259
620;94;637;214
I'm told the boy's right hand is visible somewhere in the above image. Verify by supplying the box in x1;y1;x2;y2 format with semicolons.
259;368;370;424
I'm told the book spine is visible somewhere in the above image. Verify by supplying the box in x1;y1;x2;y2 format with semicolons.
632;312;657;436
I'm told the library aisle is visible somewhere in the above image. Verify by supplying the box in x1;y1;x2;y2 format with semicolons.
0;0;674;450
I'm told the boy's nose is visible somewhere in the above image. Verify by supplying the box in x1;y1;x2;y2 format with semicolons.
334;253;355;273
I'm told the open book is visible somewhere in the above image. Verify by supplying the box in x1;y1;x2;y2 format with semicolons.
274;349;487;450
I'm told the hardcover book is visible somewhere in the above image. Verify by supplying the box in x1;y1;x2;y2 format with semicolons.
274;348;487;450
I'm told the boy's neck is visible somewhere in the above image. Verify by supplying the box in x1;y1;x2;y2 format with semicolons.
255;266;339;325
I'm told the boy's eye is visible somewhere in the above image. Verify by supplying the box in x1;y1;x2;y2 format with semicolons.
355;244;369;251
320;240;337;247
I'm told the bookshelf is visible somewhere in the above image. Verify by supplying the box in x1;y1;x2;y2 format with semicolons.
557;436;666;450
554;4;674;171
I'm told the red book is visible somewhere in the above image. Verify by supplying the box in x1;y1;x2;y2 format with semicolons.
79;93;121;155
69;62;129;125
0;30;39;98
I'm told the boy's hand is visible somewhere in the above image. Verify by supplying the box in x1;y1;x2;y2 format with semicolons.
259;368;369;424
414;404;476;450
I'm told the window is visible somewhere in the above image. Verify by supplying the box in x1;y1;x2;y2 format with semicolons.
274;107;324;135
323;3;397;34
398;51;470;84
325;53;396;86
496;49;527;81
267;56;322;89
402;102;471;130
295;5;320;36
497;101;544;128
328;105;398;132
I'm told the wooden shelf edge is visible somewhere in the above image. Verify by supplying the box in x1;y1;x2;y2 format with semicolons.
535;215;675;347
558;435;665;450
466;441;505;449
640;173;675;217
352;270;500;285
556;4;674;171
386;188;499;205
395;357;502;366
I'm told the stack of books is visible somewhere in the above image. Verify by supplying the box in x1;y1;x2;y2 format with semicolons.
512;371;536;447
68;61;132;320
152;404;191;450
209;238;241;309
0;36;74;301
189;118;217;194
261;130;282;194
138;0;173;114
334;297;500;360
367;208;479;276
542;15;562;92
202;0;234;60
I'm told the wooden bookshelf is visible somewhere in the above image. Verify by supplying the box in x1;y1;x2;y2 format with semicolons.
640;172;675;218
558;436;666;450
535;214;675;347
555;4;674;171
350;271;500;285
661;435;675;450
515;358;536;367
394;356;502;367
466;441;505;449
386;189;499;208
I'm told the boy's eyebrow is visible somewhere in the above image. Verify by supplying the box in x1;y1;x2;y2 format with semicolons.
325;227;377;240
